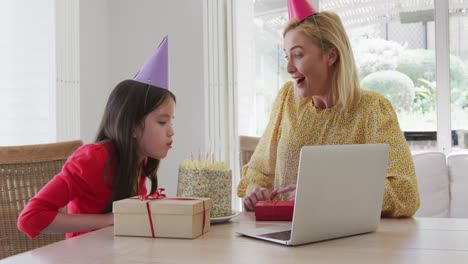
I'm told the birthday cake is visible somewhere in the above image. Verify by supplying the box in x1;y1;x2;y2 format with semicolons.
177;160;232;218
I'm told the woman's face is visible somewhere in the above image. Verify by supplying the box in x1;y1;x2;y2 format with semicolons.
283;27;336;98
134;98;175;161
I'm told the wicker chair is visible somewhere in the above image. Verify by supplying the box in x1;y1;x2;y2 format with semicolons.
0;140;83;259
239;136;260;171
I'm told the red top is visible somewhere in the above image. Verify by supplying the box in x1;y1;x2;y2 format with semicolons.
17;140;147;239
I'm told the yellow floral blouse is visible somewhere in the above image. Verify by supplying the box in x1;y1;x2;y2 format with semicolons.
237;81;420;217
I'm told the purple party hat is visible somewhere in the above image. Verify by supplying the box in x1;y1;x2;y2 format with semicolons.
134;35;168;89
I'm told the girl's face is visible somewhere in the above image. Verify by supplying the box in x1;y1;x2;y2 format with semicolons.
283;27;336;98
134;98;175;161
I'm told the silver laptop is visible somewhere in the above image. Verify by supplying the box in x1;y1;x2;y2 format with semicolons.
236;144;389;246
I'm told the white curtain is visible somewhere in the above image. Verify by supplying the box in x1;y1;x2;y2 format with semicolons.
203;0;240;210
55;0;80;142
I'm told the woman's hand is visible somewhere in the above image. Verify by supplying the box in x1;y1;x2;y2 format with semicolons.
243;187;272;211
271;184;296;201
243;184;297;211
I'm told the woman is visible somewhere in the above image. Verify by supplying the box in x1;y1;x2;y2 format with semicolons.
237;0;420;217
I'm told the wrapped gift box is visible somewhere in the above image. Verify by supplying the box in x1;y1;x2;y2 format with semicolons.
255;201;294;221
113;197;211;239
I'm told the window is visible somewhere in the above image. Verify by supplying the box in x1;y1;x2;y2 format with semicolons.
0;0;55;146
236;0;468;153
449;0;468;150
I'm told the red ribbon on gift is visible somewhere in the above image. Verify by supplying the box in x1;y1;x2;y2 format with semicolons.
138;188;166;238
139;187;167;200
138;188;206;238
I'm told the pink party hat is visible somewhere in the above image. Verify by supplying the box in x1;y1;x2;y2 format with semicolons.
287;0;318;22
134;36;168;89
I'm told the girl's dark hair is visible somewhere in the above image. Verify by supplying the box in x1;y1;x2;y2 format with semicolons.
96;79;176;213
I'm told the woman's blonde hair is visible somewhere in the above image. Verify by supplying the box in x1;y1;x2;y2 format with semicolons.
283;11;361;111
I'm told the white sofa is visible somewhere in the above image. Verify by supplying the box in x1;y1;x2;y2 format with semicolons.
413;152;468;218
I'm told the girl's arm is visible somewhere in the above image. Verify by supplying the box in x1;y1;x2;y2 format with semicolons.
18;144;112;238
42;212;113;234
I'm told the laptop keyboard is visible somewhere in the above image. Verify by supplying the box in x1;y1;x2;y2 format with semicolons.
258;230;291;241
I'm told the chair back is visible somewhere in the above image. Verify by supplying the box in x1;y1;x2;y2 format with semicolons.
0;140;82;259
448;153;468;218
412;152;450;217
239;136;260;170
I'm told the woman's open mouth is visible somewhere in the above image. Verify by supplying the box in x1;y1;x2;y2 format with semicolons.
297;78;305;87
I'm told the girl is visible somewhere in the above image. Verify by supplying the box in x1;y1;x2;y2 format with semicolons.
18;79;176;238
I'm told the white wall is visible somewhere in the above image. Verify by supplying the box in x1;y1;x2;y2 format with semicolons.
80;0;110;144
80;0;206;196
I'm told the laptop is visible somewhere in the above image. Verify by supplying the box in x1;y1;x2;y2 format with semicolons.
236;144;389;246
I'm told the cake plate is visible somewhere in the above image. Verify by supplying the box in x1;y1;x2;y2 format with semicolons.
210;210;240;224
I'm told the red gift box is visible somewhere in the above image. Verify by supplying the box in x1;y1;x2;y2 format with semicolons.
255;200;294;221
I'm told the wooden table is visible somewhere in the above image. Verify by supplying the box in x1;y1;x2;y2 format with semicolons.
2;213;468;264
